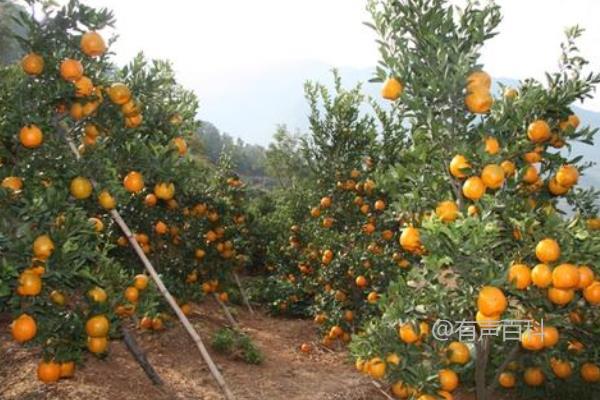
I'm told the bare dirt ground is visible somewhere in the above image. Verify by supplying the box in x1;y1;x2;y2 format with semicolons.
0;301;383;400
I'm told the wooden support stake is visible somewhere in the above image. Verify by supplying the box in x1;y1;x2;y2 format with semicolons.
60;121;236;400
233;272;254;314
122;326;164;386
370;380;394;400
214;293;239;329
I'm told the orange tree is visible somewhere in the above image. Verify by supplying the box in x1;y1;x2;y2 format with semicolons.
349;0;600;399
264;72;411;344
0;0;248;382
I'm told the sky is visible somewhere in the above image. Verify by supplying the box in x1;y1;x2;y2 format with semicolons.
51;0;600;145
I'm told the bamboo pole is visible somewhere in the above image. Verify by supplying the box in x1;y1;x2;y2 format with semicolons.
60;122;236;400
213;293;239;329
233;272;254;314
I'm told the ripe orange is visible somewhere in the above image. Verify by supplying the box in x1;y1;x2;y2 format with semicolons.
466;70;491;90
74;76;94;97
559;114;580;131
88;217;104;232
154;220;168;235
583;281;600;305
11;314;37;343
522;165;539;184
367;291;379;304
18;271;42;296
173;136;187;155
476;312;498;329
374;199;386;211
504;87;518;99
87;336;109;354
438;369;459;392
548;178;569;196
527;120;551;143
435;200;459;222
320;196;332;209
70;176;93;199
552;263;579;289
152;317;164;330
447;341;470;365
465;89;492;114
59;58;84;81
462;176;485;200
59;361;76;378
121;99;140;117
498;372;515;388
124;286;139;303
108;82;131;105
531;264;552;288
449;155;470;178
467;205;478;216
21;53;44;75
80;31;106;57
508;264;531;290
355;275;368;288
481;164;505;189
19;124;43;148
2;176;23;192
535;238;560;264
125;114;143;128
37;360;61;383
391;381;411;398
88;286;107;303
542;326;559;348
123;171;144;193
399;323;419;344
477;286;507;316
85;315;110;337
50;290;66;306
381;78;403;100
133;274;149;290
368;357;386;379
547;287;574;305
523;367;544;387
555;165;579;187
580;362;600;383
523;151;542;164
399;226;421;253
520;328;544;351
33;234;54;260
98;190;116;209
310;207;321;218
577;265;594;289
154;182;175;200
484;136;500;155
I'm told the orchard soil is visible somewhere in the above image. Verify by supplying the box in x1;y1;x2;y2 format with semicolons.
2;301;490;400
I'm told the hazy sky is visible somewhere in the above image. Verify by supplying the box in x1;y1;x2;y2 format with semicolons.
52;0;600;143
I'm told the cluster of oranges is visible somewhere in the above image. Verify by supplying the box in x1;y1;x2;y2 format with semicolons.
464;70;493;114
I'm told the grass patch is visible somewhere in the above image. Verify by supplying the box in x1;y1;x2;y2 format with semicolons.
211;328;264;365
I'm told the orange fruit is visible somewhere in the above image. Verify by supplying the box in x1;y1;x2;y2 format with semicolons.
74;76;93;97
577;266;594;289
80;31;106;57
98;190;116;209
399;226;421;253
498;372;515;388
50;290;66;306
449;155;470;179
33;234;54;260
108;82;131;105
435;200;459;222
18;271;42;296
462;177;485;200
523;367;544;387
70;102;84;120
438;369;459;392
88;217;104;232
88;286;107;303
367;291;379;304
447;342;470;365
124;286;139;303
320;196;332;209
399;323;419;344
477;286;507;316
549;178;569;196
481;164;505;189
11;314;37;343
19;124;43;148
520;328;544;351
133;274;149;290
559;114;580;131
125;113;143;128
59;59;84;81
508;264;531;290
37;360;61;383
476;312;498;329
522;165;539;184
466;70;491;91
153;182;175;200
523;151;542;164
547;287;574;305
87;336;109;354
527;120;551;143
310;207;321;218
555;165;579;187
154;220;168;235
381;78;403;100
123;171;144;193
465;89;492;114
59;361;75;378
151;317;164;330
552;263;579;289
21;53;44;75
2;176;23;192
121;99;140;117
580;362;600;383
549;358;572;379
531;264;552;288
535;238;560;264
583;281;600;305
173;137;187;155
70;176;93;199
368;357;386;379
467;205;478;216
542;326;559;348
85;315;110;337
355;275;368;288
484;136;500;154
374;199;386;211
391;381;411;398
504;87;518;99
180;303;192;316
386;353;401;366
